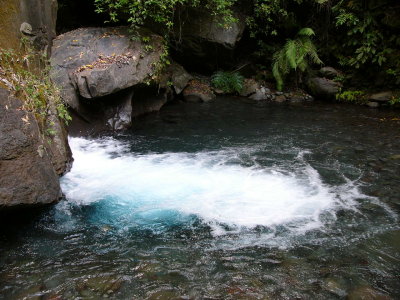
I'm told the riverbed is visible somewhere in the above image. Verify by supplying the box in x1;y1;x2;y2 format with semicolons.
1;98;399;299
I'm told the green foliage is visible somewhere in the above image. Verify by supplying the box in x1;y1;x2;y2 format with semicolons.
246;0;329;40
211;71;244;94
389;95;400;106
336;90;366;104
0;45;71;130
92;0;400;89
332;0;400;85
94;0;237;32
272;28;322;91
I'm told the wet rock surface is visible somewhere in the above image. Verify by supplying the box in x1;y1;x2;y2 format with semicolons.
0;88;62;207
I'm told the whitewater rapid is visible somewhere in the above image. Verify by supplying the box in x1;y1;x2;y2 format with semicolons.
60;137;369;240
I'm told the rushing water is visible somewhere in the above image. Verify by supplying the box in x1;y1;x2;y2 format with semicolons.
1;98;400;299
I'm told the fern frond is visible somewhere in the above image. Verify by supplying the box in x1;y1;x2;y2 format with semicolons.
211;71;244;94
271;27;322;90
284;39;298;69
297;27;315;37
298;59;308;72
272;62;284;91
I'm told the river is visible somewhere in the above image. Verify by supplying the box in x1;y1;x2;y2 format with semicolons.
1;97;399;299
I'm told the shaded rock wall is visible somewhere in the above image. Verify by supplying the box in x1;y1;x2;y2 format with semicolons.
0;0;57;52
170;8;246;73
0;0;73;208
0;88;63;208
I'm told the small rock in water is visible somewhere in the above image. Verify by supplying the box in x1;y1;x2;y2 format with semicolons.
369;91;394;102
367;101;380;108
347;286;392;300
274;95;286;102
146;288;180;299
183;79;216;102
323;278;347;297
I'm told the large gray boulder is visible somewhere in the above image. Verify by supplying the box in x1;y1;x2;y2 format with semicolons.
306;77;342;100
0;88;67;207
50;27;165;114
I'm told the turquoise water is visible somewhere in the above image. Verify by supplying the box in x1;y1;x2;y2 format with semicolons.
1;98;399;299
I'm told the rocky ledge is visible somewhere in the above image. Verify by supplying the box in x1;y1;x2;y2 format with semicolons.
0;88;72;208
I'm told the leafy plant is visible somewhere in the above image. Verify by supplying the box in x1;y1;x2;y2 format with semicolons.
272;27;323;91
336;90;366;104
211;71;244;93
389;95;400;106
94;0;237;32
332;0;400;86
0;45;71;131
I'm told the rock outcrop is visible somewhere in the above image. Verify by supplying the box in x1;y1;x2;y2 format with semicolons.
160;61;193;95
183;79;216;102
368;91;394;102
175;8;245;49
170;8;246;72
51;27;165;113
50;26;173;132
0;88;71;208
0;0;57;53
306;77;342;100
319;67;342;80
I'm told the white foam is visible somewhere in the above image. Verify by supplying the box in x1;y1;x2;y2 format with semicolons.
61;137;365;235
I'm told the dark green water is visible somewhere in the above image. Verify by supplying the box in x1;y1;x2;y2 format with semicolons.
1;98;399;299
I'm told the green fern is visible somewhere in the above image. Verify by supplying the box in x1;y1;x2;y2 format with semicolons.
211;71;244;94
272;27;323;91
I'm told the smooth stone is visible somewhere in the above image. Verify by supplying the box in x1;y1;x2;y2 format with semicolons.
306;77;342;100
319;66;342;79
367;101;380;108
369;91;393;102
347;286;392;300
20;22;33;35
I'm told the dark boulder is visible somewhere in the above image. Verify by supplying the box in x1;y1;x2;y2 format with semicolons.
50;27;165;115
67;85;170;136
131;85;170;118
159;61;193;95
368;91;394;102
183;79;216;102
175;8;245;48
239;79;260;97
170;8;246;72
319;67;342;80
306;77;342;100
0;88;66;207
